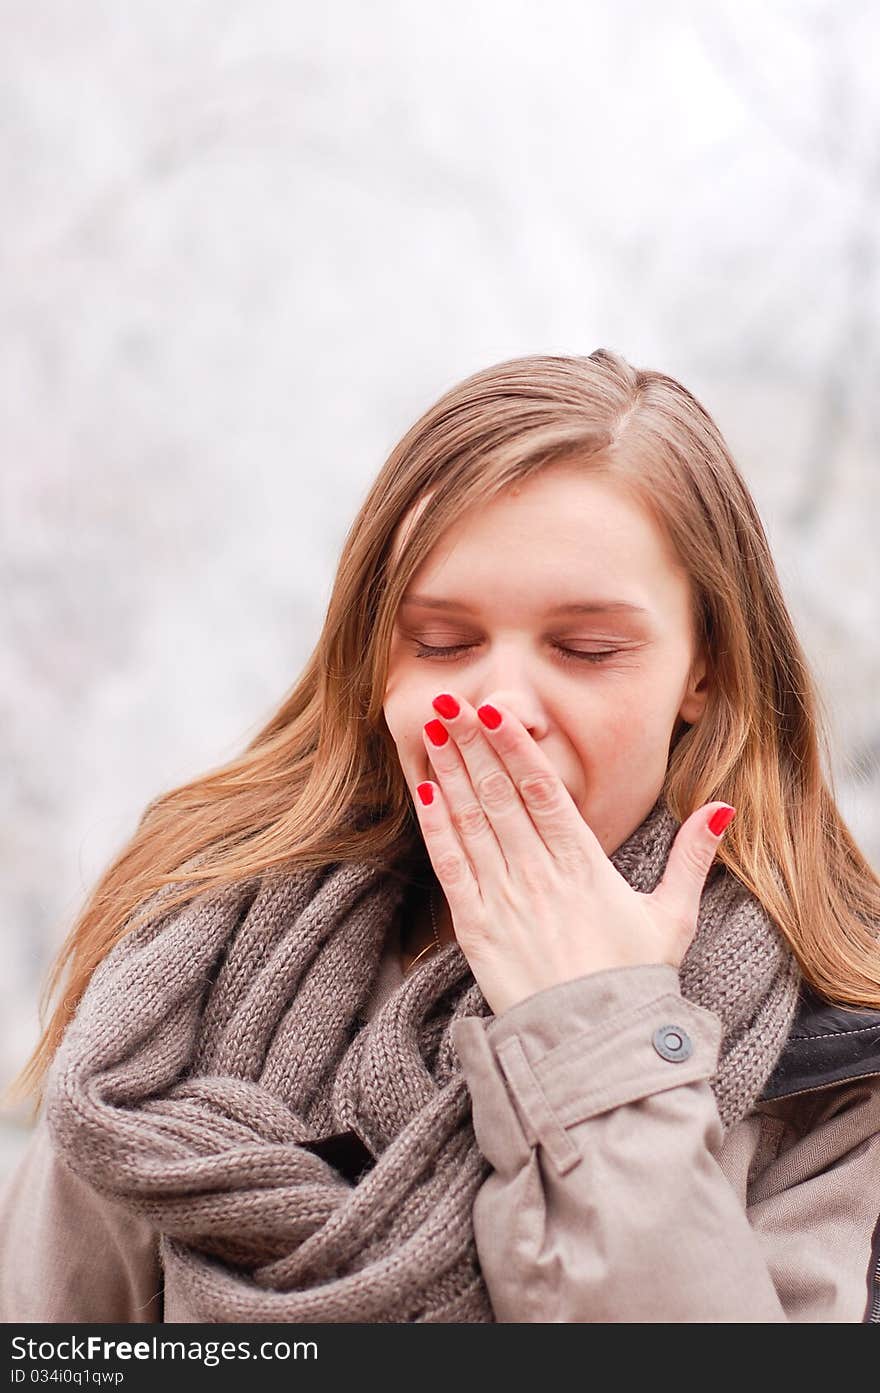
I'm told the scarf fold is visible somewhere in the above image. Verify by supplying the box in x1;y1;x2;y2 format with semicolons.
44;795;802;1322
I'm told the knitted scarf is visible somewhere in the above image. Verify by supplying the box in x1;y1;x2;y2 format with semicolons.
44;794;802;1323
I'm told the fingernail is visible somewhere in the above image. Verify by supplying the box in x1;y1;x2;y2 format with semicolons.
432;693;460;718
424;719;449;746
477;703;502;730
708;805;736;837
417;782;434;805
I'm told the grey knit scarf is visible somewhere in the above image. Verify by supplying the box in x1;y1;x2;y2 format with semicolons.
44;794;801;1323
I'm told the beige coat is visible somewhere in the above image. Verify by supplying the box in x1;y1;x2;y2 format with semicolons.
2;935;879;1323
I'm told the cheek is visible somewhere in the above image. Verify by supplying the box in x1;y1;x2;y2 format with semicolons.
579;705;631;758
382;692;405;743
382;687;424;762
569;684;665;761
382;654;412;730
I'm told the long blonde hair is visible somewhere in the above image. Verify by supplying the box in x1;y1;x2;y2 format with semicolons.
8;349;880;1118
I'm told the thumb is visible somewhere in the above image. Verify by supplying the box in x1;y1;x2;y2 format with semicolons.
651;803;737;932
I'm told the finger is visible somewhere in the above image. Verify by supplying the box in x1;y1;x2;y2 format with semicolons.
652;803;737;929
444;695;599;868
422;710;511;882
412;778;484;927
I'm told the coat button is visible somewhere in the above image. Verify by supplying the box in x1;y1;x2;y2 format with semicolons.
652;1024;693;1062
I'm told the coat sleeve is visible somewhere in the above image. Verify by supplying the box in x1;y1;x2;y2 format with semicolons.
451;962;880;1323
0;1111;163;1323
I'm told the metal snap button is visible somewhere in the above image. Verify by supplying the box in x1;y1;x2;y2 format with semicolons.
652;1024;693;1062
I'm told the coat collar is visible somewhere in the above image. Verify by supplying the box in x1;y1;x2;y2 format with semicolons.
759;983;880;1101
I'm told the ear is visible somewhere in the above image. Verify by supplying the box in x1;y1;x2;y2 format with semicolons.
678;646;710;725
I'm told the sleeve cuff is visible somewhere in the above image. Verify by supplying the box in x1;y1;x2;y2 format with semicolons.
452;963;723;1176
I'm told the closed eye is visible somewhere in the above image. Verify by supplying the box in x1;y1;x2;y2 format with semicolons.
411;642;622;666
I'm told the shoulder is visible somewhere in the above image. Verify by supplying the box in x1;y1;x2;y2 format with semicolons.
0;1111;163;1322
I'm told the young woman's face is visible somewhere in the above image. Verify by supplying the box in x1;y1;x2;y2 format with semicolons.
383;464;709;858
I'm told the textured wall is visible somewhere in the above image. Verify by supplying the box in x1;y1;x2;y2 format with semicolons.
2;1;879;1176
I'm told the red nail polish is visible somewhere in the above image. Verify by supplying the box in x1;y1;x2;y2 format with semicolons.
477;703;502;730
424;719;449;746
417;782;434;805
432;693;460;718
708;805;736;836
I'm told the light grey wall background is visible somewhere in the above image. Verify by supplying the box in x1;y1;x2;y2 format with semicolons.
3;0;879;1178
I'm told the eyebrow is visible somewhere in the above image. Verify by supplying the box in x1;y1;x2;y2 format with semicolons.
400;593;651;616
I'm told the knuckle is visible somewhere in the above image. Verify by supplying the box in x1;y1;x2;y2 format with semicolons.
683;841;713;878
553;836;584;870
435;852;470;886
515;860;555;896
454;801;491;838
519;772;562;808
477;769;514;806
455;725;482;751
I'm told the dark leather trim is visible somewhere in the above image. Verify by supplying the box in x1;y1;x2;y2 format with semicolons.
759;984;880;1101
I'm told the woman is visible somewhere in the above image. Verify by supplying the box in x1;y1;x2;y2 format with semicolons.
2;349;879;1323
